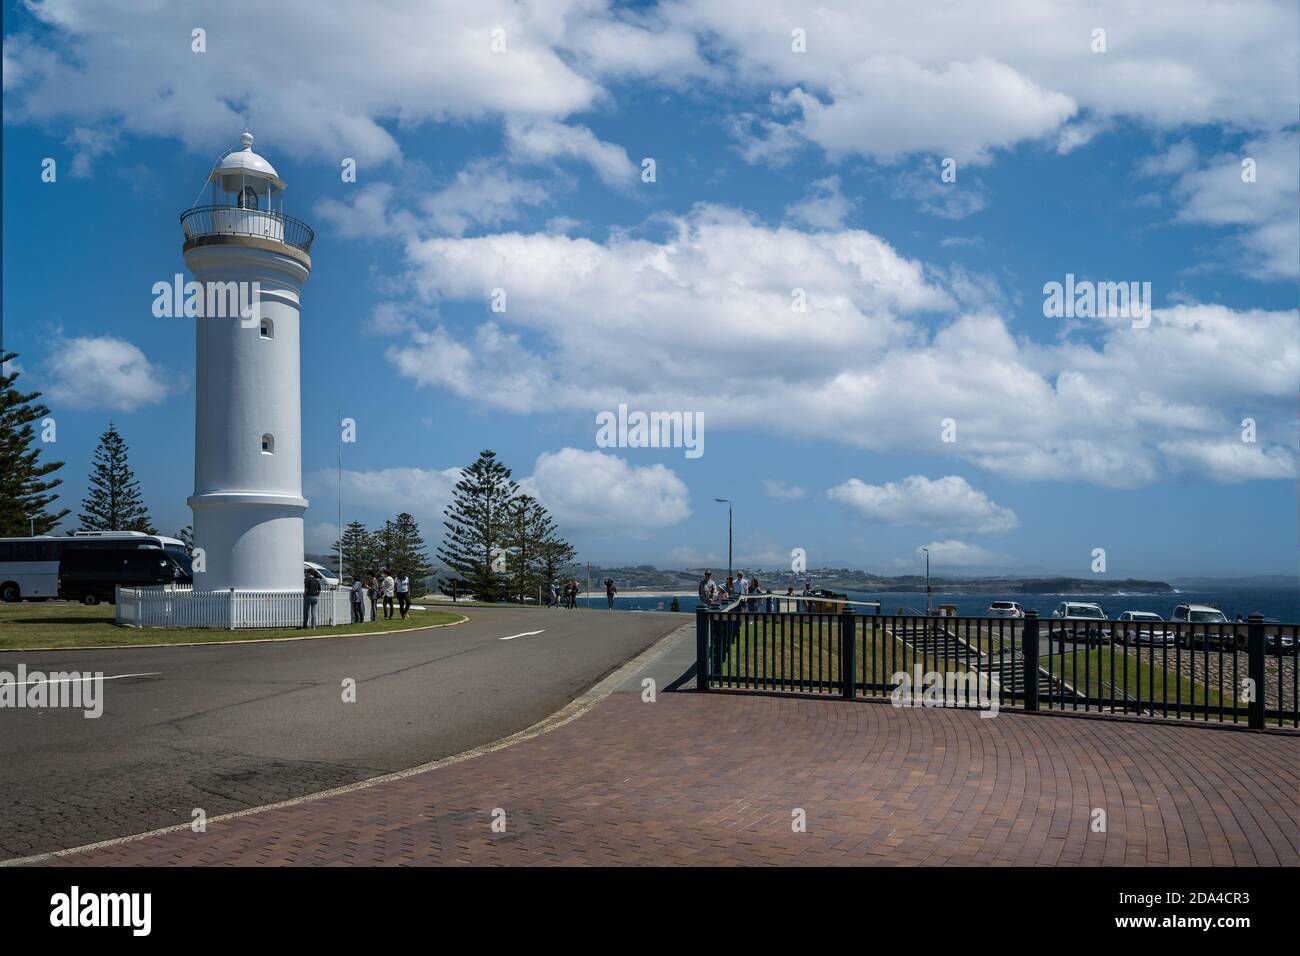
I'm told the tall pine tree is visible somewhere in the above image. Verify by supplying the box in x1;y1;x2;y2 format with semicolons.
503;495;545;602
79;423;155;533
0;351;70;535
376;513;432;588
438;450;518;602
537;518;577;591
504;495;573;603
331;520;378;582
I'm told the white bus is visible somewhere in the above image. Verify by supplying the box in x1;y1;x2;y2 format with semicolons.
0;531;190;602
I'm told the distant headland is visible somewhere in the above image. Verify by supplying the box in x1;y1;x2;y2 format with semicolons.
577;565;1177;595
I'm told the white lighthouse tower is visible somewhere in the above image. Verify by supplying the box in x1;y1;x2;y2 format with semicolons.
181;131;313;593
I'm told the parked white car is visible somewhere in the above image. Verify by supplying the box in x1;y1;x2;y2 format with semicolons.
1049;601;1111;643
1116;610;1172;646
987;600;1025;618
304;561;340;589
1171;603;1240;649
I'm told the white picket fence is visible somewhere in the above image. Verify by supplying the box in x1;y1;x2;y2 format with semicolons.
117;586;354;629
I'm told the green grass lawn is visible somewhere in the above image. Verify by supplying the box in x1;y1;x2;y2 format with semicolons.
1039;646;1236;714
711;619;978;692
0;600;464;650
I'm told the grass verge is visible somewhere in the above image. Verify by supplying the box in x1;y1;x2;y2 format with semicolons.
0;601;464;650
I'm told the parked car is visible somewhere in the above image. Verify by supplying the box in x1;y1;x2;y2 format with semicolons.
304;562;340;588
1258;620;1297;655
1266;632;1297;655
987;600;1025;618
1115;610;1172;646
58;547;191;605
1049;601;1111;643
1171;604;1242;650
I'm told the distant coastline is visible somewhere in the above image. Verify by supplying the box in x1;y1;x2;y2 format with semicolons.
603;570;1180;596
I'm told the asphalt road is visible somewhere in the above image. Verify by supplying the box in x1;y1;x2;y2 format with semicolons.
0;607;689;860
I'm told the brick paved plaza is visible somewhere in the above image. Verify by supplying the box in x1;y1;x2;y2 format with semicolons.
36;690;1299;867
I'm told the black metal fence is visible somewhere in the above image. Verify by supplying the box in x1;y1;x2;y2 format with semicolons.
695;602;1298;730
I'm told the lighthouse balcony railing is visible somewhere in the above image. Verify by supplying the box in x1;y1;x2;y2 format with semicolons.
180;205;315;255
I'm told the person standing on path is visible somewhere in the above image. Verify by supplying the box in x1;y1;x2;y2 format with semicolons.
698;570;721;608
349;577;365;623
381;569;395;620
365;572;379;621
550;581;560;608
734;571;749;613
303;569;321;628
605;577;617;610
395;572;410;619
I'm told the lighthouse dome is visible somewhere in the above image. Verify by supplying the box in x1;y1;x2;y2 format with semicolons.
211;130;286;190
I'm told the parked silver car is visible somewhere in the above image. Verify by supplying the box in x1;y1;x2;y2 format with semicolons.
1116;610;1173;646
1049;601;1111;644
987;600;1025;619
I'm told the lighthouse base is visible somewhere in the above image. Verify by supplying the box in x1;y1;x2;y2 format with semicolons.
187;491;308;591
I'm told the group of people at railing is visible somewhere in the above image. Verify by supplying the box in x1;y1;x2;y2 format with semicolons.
698;569;813;612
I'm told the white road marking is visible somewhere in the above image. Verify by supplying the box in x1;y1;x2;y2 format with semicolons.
5;672;161;687
498;630;546;641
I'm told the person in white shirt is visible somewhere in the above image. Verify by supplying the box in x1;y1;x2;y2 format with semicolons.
382;570;396;620
395;573;411;619
698;570;721;608
735;571;749;610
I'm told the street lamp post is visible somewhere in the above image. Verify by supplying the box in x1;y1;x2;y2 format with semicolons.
922;547;931;616
714;498;732;581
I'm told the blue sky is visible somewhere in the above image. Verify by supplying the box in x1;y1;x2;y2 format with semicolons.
2;0;1297;579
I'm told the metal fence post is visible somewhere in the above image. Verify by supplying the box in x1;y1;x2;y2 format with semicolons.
1248;614;1265;729
841;605;856;700
1023;611;1040;711
696;606;710;692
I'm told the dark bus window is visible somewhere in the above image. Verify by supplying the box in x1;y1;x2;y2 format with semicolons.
0;543;12;562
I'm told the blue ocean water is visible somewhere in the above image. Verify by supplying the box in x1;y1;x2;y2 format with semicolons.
596;586;1299;621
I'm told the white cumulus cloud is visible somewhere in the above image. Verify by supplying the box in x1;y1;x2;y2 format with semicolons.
827;475;1018;535
43;335;175;412
521;448;691;534
906;540;1011;569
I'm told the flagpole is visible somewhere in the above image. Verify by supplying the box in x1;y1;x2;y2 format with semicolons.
337;409;343;582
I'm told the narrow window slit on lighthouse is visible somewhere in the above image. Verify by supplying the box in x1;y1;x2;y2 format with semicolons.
261;433;275;455
259;319;273;338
